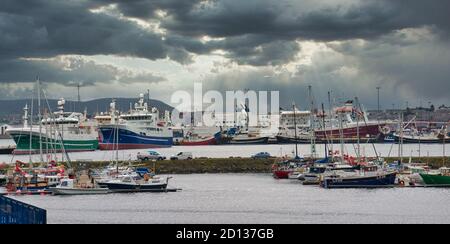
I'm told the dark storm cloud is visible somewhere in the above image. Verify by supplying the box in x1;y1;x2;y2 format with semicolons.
161;0;450;39
203;28;450;109
90;0;203;19
0;57;166;86
0;0;168;60
2;0;450;63
2;0;449;67
0;0;449;106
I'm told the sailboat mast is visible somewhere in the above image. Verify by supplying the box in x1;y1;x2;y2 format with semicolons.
37;77;44;162
113;101;119;174
355;98;360;164
444;123;447;167
308;85;315;159
328;91;333;154
321;103;327;159
29;99;33;165
417;120;421;162
339;113;344;163
292;102;298;159
399;113;404;164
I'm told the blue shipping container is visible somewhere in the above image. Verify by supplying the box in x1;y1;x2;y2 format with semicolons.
0;196;46;224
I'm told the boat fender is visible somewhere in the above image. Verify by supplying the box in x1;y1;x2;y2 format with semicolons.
399;180;405;187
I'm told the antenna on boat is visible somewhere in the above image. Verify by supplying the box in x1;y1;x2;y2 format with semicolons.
328;91;334;154
77;82;81;113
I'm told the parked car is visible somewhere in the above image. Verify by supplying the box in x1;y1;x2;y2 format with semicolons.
170;152;193;160
251;152;271;159
137;150;166;161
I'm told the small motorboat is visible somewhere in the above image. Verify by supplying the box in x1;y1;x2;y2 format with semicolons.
300;166;327;185
98;174;171;193
272;159;306;179
49;177;109;195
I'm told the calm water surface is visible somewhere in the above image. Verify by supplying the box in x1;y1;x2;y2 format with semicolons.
1;138;448;163
7;174;450;224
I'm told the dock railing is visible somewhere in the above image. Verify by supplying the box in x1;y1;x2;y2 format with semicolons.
0;195;46;224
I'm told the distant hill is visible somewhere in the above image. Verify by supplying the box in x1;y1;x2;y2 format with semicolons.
0;98;174;124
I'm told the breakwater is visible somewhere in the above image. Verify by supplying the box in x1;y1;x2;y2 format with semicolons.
62;157;450;174
5;157;449;174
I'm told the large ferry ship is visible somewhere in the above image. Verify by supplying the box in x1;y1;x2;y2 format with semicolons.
97;94;173;150
6;99;99;155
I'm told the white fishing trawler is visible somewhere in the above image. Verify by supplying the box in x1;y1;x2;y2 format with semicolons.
6;97;98;155
97;94;173;150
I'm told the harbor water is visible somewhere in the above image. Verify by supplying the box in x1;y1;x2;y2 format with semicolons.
0;139;448;163
6;173;450;224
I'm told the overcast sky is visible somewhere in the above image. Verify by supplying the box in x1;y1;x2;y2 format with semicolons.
1;0;449;110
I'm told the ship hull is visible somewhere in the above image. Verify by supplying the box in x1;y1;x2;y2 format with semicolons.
178;131;221;146
276;135;381;144
49;187;109;195
276;135;311;144
228;136;269;145
180;137;217;146
8;131;98;154
314;123;384;141
272;170;292;179
0;146;15;155
419;174;450;187
393;135;448;144
99;182;168;192
321;172;397;189
98;127;172;150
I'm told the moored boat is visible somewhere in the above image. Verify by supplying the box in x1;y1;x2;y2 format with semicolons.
419;168;450;187
98;95;173;150
6;100;98;155
98;174;171;193
314;101;386;142
272;159;306;179
321;171;397;189
229;134;269;144
50;178;109;195
179;131;222;146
